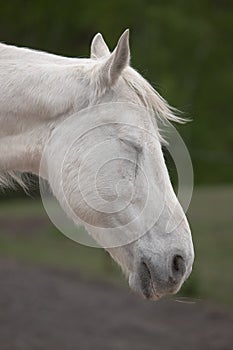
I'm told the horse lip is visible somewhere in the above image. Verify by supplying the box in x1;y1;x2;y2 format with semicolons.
140;262;161;300
140;261;153;298
129;263;161;300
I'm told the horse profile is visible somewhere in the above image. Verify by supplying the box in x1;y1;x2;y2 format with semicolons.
0;30;194;300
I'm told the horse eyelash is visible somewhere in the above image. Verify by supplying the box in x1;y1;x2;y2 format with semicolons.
119;138;141;180
119;138;143;154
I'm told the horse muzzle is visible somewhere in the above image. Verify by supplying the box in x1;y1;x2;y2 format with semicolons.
129;251;193;300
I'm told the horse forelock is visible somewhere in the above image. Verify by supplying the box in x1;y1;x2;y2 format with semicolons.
88;62;185;125
122;67;185;124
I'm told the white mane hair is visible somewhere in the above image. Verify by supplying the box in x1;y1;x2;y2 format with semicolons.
0;171;27;190
122;68;183;125
88;64;184;127
0;32;184;191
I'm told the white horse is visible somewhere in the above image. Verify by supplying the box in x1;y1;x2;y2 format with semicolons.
0;30;194;300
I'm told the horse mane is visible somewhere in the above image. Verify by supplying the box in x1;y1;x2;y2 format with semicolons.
122;67;185;125
0;171;30;192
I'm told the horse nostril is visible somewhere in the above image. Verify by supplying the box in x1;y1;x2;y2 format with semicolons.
172;255;186;277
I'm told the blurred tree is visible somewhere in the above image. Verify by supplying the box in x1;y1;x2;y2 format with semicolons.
0;0;232;185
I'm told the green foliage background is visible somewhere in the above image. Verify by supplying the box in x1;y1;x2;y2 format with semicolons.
0;0;232;184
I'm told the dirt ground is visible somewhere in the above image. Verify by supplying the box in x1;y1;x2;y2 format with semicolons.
0;258;232;350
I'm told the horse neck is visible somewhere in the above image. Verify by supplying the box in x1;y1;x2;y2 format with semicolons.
0;42;79;64
0;43;93;135
0;44;91;176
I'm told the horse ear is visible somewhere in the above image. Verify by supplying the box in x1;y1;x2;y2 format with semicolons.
101;29;130;86
90;33;110;59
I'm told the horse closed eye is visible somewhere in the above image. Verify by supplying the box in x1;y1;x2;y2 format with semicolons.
119;138;142;180
119;138;142;154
